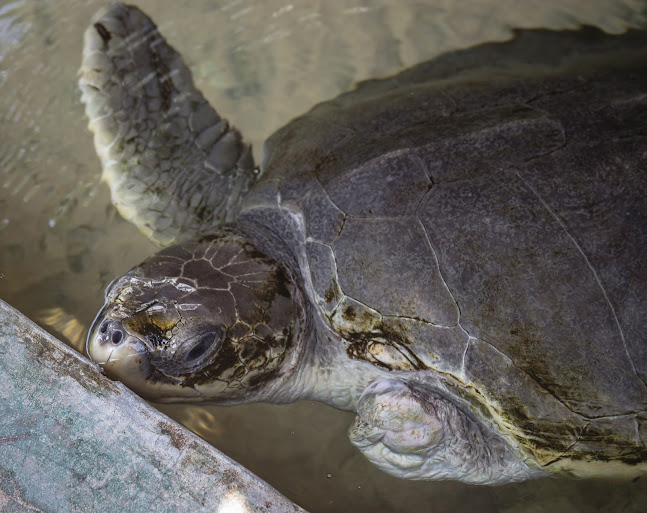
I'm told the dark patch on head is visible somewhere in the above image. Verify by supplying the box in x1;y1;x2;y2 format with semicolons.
140;322;167;347
123;312;168;347
246;248;271;261
262;334;279;348
219;235;295;306
281;325;294;352
242;267;294;321
273;266;293;298
245;364;282;389
232;365;247;380
258;265;292;304
239;338;264;361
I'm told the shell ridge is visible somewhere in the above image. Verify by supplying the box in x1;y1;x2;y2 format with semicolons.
311;173;348;244
415;217;461;328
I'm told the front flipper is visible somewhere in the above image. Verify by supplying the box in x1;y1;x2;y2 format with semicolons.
348;378;544;484
79;4;256;247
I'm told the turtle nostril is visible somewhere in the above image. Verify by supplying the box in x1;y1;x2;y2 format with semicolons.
111;330;123;345
99;320;109;334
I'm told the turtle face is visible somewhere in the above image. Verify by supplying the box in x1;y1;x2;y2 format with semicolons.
87;231;305;403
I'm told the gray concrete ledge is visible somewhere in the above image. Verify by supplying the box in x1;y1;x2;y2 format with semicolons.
0;299;305;512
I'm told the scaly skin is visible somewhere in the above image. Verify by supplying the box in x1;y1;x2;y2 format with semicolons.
79;3;256;247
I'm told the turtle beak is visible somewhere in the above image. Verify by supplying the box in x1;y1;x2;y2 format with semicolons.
87;306;150;381
87;304;124;364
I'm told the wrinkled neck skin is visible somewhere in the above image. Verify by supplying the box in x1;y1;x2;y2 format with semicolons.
232;218;387;409
278;317;390;410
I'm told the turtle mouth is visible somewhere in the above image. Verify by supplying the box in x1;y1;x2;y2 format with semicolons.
86;304;150;366
86;308;194;399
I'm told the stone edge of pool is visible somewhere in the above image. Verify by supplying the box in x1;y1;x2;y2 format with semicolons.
0;298;305;513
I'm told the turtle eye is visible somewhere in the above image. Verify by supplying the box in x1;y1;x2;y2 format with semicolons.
151;328;225;376
185;334;215;361
182;328;224;367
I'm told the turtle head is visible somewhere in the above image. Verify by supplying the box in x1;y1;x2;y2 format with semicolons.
87;230;306;404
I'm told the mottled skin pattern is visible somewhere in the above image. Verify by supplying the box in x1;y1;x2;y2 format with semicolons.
82;4;647;484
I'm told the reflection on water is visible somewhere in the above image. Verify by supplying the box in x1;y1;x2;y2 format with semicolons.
0;1;30;62
37;306;86;351
1;0;646;511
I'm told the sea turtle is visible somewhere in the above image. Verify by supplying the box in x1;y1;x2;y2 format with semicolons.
81;3;647;484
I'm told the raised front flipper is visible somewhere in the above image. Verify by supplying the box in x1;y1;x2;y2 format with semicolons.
79;4;256;246
348;378;545;484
